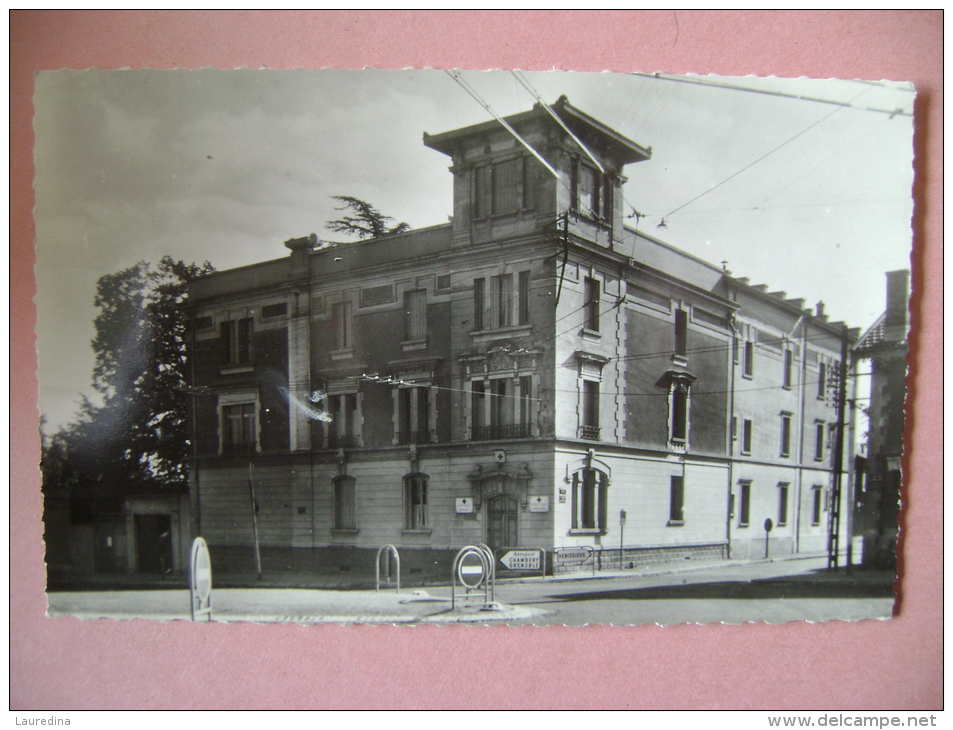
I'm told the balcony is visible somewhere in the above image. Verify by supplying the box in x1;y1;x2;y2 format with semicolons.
471;423;533;441
578;425;601;441
397;431;430;446
328;434;361;449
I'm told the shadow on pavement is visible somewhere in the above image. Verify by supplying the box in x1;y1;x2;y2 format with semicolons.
543;570;896;602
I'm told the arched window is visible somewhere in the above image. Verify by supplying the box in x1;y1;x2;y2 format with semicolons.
332;475;356;530
571;468;608;532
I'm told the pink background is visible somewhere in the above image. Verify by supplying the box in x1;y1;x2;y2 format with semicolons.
11;11;942;710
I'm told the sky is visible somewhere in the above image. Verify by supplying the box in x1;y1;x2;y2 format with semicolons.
33;69;915;431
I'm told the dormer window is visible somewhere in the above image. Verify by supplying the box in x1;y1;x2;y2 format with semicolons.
571;159;613;224
473;156;537;220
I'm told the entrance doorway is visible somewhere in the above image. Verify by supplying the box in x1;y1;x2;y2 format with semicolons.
134;514;174;574
486;493;518;552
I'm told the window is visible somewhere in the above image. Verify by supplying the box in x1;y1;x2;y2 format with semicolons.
261;302;287;319
474;166;488;219
473;278;485;331
403;289;427;341
492;158;520;215
492;274;513;328
222;318;252;365
731;416;738;443
669;475;685;524
818;361;826;398
812;487;823;525
739;481;751;527
332;302;352;351
474;158;535;220
783;349;793;389
328;393;359;448
471;377;532;440
572;159;612;223
471;381;486;436
222;402;256;454
743;340;755;378
675;309;688;357
670;384;689;444
580;379;601;440
742;419;753;455
778;483;789;526
404;474;428;530
571;468;608;531
518;270;531;326
815;422;826;460
780;413;792;457
332;476;356;530
397;386;430;445
585;277;601;332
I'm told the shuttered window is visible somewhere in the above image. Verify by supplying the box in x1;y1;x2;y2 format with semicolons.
403;289;427;340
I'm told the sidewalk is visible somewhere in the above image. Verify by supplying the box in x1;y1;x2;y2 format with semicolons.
46;586;549;624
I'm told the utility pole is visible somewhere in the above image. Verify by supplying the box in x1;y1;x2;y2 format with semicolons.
828;323;850;571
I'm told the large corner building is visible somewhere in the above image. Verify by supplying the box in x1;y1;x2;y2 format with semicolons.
186;97;854;579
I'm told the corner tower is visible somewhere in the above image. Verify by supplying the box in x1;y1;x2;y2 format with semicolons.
424;96;651;250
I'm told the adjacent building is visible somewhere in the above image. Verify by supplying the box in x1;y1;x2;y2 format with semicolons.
852;269;909;568
186;97;854;580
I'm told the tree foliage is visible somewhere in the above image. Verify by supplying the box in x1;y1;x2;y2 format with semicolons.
325;196;409;240
41;256;214;496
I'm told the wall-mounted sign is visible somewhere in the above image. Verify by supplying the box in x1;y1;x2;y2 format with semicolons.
529;495;549;512
455;497;474;514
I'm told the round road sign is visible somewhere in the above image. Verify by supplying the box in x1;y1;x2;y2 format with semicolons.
192;537;212;601
457;548;486;588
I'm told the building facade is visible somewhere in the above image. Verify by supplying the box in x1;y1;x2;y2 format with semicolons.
186;98;853;580
852;269;909;568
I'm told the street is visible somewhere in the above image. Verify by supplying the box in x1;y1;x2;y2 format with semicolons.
491;558;895;626
47;557;895;626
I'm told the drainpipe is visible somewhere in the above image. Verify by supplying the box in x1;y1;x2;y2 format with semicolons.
726;312;738;560
794;313;811;555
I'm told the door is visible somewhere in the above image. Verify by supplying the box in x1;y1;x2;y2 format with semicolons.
486;493;518;552
135;514;174;575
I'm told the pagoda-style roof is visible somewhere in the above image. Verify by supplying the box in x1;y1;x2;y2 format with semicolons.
424;95;651;166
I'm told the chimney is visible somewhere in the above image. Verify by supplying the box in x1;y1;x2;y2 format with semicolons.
885;269;910;330
815;301;826;320
285;233;317;278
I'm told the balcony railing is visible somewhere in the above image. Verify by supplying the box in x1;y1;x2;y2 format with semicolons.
328;434;361;449
471;423;533;441
396;431;430;446
578;425;601;441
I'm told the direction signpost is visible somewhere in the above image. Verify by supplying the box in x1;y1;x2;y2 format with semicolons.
497;548;546;577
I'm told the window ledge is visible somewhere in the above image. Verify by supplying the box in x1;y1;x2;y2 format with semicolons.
331;350;354;361
401;528;433;535
330;528;359;536
581;328;602;340
738;523;750;529
568;528;606;536
220;364;254;375
471;325;532;343
667;520;685;527
401;338;428;352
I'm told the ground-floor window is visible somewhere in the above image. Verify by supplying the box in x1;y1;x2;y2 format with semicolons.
777;483;789;526
669;475;685;524
404;473;429;529
812;486;823;525
571;468;608;531
332;475;356;530
738;481;751;527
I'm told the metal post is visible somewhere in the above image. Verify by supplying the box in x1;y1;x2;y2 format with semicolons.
248;463;262;579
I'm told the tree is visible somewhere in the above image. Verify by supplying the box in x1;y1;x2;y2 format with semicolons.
325;195;409;240
41;256;214;495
